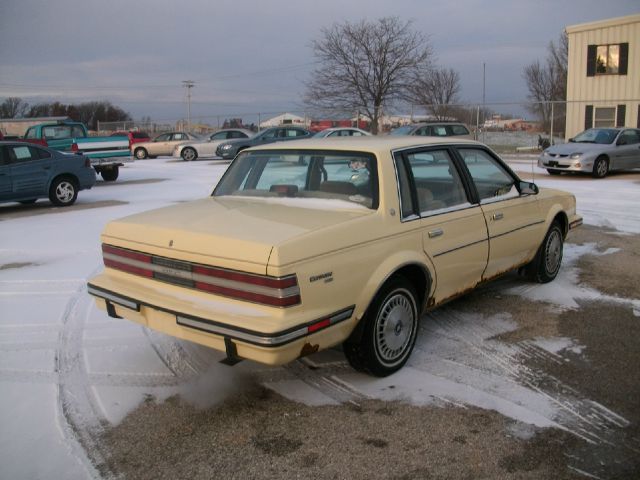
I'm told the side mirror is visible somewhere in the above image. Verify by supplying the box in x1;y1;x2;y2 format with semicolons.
519;181;539;195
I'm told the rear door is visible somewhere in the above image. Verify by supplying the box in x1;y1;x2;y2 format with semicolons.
456;147;544;280
8;144;54;197
395;147;489;304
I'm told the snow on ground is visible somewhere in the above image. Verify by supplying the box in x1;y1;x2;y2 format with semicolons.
0;156;639;478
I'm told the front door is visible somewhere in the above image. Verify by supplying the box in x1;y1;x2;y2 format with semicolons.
457;148;545;280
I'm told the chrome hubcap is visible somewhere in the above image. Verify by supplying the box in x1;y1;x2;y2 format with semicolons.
183;149;195;160
545;230;562;274
56;182;74;202
596;160;607;176
375;291;415;364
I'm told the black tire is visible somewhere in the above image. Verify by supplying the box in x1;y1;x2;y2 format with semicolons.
134;147;148;160
19;199;37;205
525;221;564;283
547;169;561;176
181;147;197;161
100;167;119;182
49;176;78;206
343;275;419;377
592;156;608;178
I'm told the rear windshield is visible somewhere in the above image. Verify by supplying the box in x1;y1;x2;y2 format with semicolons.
213;149;378;209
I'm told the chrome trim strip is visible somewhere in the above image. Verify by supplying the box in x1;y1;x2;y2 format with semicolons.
87;285;140;311
88;282;355;347
177;316;308;346
103;252;300;299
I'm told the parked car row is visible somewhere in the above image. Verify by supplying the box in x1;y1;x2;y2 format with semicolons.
0;141;96;206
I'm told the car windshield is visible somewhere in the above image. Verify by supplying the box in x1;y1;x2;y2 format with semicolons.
389;126;414;136
572;128;617;144
213;149;378;209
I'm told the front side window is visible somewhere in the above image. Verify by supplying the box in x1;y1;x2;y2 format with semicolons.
214;150;378;209
458;148;518;203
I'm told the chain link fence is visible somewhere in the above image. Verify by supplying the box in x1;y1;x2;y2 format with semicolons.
97;99;638;153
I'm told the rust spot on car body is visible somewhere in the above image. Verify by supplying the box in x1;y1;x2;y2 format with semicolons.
300;343;319;357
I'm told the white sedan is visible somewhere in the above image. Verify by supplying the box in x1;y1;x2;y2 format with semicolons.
313;127;372;138
173;128;254;161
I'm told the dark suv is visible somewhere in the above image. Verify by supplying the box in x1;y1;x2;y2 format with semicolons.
216;126;311;159
390;122;473;140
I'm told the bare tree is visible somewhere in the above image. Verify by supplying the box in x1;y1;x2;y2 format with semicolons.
410;68;461;120
0;97;29;118
523;32;568;133
304;17;433;134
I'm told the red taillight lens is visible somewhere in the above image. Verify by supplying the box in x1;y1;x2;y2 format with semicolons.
101;244;300;307
71;142;79;152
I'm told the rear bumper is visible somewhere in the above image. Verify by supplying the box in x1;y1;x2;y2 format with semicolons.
87;281;355;365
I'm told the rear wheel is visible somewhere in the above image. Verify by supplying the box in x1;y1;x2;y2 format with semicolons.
343;275;419;377
525;221;564;283
592;156;609;178
49;177;78;206
181;147;197;161
100;166;119;182
134;147;148;160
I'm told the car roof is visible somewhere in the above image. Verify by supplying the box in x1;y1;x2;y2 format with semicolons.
244;135;482;155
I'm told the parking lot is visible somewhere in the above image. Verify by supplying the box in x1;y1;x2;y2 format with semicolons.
1;155;639;479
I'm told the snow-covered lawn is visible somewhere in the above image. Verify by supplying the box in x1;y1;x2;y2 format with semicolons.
0;156;638;479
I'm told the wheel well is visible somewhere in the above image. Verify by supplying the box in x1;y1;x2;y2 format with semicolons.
348;263;430;344
553;212;569;238
391;264;430;312
50;174;78;189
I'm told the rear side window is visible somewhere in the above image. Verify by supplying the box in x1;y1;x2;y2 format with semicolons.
396;149;468;219
25;128;37;139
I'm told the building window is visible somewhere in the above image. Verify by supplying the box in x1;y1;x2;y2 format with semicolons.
587;43;628;76
585;104;627;129
594;107;616;128
596;45;619;74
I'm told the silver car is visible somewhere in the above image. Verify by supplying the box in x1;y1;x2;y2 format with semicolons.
173;129;253;161
313;127;371;138
539;128;640;178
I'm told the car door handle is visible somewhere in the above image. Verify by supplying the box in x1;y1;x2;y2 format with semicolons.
428;228;444;238
492;212;504;221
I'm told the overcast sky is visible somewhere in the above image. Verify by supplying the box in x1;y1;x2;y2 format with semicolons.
0;0;638;124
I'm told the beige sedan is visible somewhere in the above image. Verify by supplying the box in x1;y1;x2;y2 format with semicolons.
88;136;581;376
131;132;199;159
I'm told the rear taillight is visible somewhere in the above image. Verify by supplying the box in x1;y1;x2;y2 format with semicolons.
71;142;79;152
101;244;300;307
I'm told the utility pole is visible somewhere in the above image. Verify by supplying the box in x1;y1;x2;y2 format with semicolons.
182;80;195;132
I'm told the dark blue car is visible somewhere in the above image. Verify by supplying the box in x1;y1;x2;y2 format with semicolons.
0;141;96;206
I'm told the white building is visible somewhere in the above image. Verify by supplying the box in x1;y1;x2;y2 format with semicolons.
565;14;640;138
